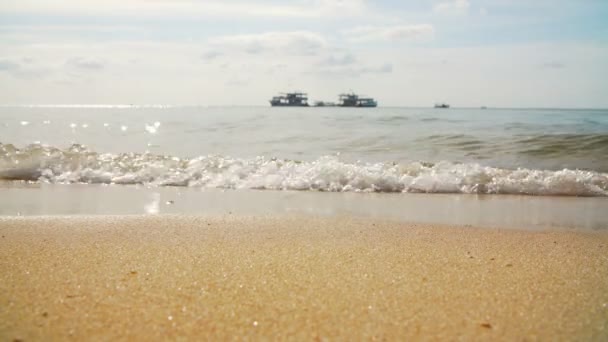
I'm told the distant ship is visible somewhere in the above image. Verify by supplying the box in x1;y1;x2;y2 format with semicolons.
434;103;450;108
338;93;377;108
270;92;309;107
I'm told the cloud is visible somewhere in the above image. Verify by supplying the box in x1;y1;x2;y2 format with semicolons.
0;60;20;72
342;25;434;43
310;0;367;16
201;51;223;62
266;63;288;74
320;53;357;66
0;0;369;18
361;63;393;74
210;31;328;56
315;62;393;78
0;58;52;79
433;0;470;14
66;57;105;71
225;77;251;87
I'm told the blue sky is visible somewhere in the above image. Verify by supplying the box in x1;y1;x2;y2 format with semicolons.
1;0;607;107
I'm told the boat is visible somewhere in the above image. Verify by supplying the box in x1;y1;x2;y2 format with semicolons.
338;93;378;107
270;92;309;107
434;103;450;108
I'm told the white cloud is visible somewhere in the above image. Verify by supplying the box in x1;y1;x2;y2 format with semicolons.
314;61;393;78
0;60;20;71
201;51;223;62
320;53;357;66
66;57;104;71
361;63;393;74
343;25;434;42
433;0;470;14
225;76;251;87
0;58;53;79
0;0;368;18
311;0;367;16
210;31;328;56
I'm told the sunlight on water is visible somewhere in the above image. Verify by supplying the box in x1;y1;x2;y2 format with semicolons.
1;106;608;196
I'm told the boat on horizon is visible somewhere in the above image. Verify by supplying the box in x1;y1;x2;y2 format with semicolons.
270;92;309;107
434;103;450;109
338;93;377;108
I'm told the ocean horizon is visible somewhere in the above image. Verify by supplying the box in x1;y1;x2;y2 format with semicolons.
2;104;608;110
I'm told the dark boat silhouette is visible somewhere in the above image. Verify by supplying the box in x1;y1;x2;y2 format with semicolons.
338;92;377;107
270;92;309;107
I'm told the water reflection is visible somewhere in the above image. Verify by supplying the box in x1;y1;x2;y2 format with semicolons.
144;192;161;214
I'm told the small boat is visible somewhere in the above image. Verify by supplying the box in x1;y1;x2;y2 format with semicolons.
434;103;450;109
270;92;309;107
338;93;378;107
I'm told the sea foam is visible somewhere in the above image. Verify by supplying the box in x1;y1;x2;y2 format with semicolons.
1;143;607;196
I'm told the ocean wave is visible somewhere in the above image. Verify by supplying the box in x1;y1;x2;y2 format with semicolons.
514;133;608;156
1;143;607;196
416;133;608;164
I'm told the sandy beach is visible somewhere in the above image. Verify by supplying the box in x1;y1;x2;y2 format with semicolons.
1;215;607;340
3;0;608;340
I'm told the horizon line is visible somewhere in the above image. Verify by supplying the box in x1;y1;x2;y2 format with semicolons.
1;104;607;110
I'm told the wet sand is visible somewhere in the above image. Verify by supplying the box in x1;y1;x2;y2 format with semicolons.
1;183;607;230
1;215;607;340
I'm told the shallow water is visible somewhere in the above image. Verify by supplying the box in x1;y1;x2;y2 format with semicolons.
1;105;607;196
1;184;606;230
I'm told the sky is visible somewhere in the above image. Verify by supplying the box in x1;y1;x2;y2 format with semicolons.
0;0;607;107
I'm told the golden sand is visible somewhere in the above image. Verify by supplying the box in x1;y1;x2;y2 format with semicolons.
1;216;607;340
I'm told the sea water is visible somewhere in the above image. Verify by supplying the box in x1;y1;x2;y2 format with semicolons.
1;105;607;196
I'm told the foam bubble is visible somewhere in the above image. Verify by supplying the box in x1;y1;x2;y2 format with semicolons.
145;122;160;134
1;143;606;196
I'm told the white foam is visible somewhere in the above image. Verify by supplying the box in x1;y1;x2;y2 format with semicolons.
1;144;607;196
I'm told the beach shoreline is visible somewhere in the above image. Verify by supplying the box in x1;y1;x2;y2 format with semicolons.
1;215;607;340
1;182;607;231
